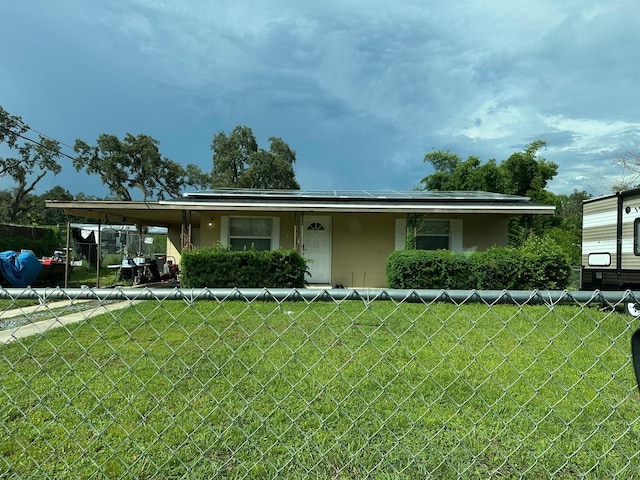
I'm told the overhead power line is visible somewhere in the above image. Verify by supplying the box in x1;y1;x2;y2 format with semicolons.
0;125;77;162
13;117;76;152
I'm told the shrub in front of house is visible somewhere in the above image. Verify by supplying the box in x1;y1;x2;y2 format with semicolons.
180;246;308;288
517;235;573;290
385;249;480;289
478;246;526;290
386;237;571;290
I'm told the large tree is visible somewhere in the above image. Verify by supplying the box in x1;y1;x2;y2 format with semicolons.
74;133;210;201
421;140;561;245
544;189;591;264
421;140;557;198
28;185;74;225
500;140;558;200
211;126;300;189
0;185;112;226
211;126;257;187
0;106;63;223
421;152;503;192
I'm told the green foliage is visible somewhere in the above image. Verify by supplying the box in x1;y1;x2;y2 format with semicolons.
421;152;504;192
419;142;586;263
421;141;557;199
518;235;572;289
0;184;114;226
102;253;123;267
500;140;557;199
386;250;480;289
0;105;63;223
25;185;73;225
211;126;300;189
478;246;526;289
544;226;581;267
386;237;572;289
547;189;591;264
180;246;308;288
0;227;63;257
404;214;419;249
73;133;209;201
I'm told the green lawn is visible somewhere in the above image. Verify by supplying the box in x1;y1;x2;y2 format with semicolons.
65;265;119;288
1;300;639;478
0;298;40;310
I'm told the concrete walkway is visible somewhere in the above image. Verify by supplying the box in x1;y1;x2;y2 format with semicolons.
0;300;135;344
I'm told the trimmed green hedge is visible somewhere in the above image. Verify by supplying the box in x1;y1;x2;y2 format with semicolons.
386;237;572;290
180;247;308;288
385;249;479;290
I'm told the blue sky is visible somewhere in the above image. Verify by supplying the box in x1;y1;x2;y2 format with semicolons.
2;0;640;199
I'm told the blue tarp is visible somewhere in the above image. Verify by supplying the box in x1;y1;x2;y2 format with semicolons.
0;250;43;287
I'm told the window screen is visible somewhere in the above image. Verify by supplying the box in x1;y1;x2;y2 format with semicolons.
229;218;272;251
416;220;450;250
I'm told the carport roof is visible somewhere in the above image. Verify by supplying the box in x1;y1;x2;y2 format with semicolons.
46;188;555;226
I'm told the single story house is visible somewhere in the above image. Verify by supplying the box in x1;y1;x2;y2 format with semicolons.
46;189;555;288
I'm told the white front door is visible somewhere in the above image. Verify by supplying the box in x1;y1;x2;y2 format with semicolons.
303;216;332;284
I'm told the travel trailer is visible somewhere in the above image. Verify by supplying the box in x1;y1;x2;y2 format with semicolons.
582;188;640;314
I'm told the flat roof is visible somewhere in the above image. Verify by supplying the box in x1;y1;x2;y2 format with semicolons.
71;223;168;234
183;188;530;201
46;189;555;225
167;188;554;214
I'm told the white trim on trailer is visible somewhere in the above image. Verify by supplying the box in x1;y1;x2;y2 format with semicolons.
582;240;617;254
583;239;638;255
584;211;640;228
583;212;617;229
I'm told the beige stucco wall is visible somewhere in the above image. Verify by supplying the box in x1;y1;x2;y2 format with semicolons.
460;215;510;251
330;213;397;288
166;212;297;265
196;212;297;249
166;211;513;288
166;228;182;263
330;213;511;288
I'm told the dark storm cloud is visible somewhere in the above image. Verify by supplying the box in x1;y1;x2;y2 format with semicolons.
1;0;639;196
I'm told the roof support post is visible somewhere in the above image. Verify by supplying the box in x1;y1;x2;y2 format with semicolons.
64;220;71;288
181;210;193;251
96;220;101;288
298;212;304;256
294;212;304;255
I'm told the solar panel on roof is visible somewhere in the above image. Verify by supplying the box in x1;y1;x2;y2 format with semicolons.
182;188;526;202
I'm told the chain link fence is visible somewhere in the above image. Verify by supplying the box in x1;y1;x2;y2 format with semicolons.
1;287;640;479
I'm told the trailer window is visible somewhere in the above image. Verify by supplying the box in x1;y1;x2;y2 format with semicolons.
588;253;610;266
635;218;640;255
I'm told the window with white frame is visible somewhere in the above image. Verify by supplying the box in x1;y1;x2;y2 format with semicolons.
415;220;451;250
229;217;273;251
395;218;462;252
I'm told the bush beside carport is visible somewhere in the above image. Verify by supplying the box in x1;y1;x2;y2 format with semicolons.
180;247;308;288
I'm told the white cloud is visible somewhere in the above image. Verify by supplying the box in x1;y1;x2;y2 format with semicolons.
542;115;640;155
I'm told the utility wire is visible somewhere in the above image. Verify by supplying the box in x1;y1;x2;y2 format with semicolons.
0;125;78;162
13;117;76;153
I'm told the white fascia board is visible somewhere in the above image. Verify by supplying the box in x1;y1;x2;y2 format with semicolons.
159;200;554;215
